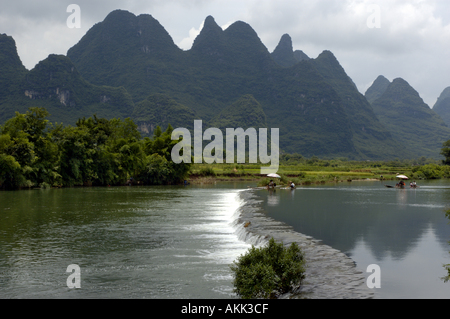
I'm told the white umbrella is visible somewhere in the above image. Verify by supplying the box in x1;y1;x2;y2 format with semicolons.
267;173;281;178
396;175;408;180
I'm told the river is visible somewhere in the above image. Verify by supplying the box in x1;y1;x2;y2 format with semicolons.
0;183;252;298
259;180;450;299
1;180;449;299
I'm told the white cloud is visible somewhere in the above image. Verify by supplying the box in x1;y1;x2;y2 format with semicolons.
177;19;236;50
178;21;204;51
233;0;450;106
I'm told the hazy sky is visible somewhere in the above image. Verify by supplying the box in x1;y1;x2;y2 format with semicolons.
1;0;449;107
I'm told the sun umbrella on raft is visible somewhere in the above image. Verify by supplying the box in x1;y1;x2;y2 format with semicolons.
267;173;281;178
396;175;409;180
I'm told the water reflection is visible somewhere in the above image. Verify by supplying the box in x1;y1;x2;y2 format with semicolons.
396;189;407;207
266;189;280;206
260;180;450;298
290;189;295;200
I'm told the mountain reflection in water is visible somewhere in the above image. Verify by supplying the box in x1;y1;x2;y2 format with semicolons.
260;180;450;299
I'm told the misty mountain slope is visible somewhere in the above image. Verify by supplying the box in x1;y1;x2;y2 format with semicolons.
211;94;267;130
309;51;407;159
0;34;27;98
371;78;450;158
132;93;197;135
433;87;450;127
271;34;310;68
67;10;187;103
365;75;390;104
0;34;135;125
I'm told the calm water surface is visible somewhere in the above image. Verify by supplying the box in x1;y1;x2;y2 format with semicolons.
0;183;252;298
260;180;450;299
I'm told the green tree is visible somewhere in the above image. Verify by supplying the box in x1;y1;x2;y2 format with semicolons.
0;107;189;188
441;140;450;165
54;125;95;186
111;118;145;179
0;153;26;189
140;153;173;185
139;124;191;185
0;107;60;188
411;163;449;180
53;116;146;186
230;238;305;299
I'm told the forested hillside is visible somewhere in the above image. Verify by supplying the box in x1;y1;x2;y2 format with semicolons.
369;78;450;158
64;10;403;159
2;10;449;160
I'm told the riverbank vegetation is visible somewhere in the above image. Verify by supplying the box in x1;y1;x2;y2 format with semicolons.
189;155;449;186
0;107;191;189
3;107;450;190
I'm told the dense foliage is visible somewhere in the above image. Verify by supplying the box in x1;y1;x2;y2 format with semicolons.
441;140;450;166
411;163;450;180
132;93;197;136
230;238;305;299
0;107;191;189
212;94;267;130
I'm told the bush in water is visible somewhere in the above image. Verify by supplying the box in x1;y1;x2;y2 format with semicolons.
230;237;305;299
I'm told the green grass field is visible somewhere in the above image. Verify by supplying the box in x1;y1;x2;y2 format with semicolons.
187;158;433;186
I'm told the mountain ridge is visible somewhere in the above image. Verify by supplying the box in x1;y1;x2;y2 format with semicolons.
1;10;447;160
0;34;135;125
365;75;390;104
433;87;450;127
0;34;28;101
370;78;450;158
65;10;405;159
271;34;309;68
309;52;406;158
